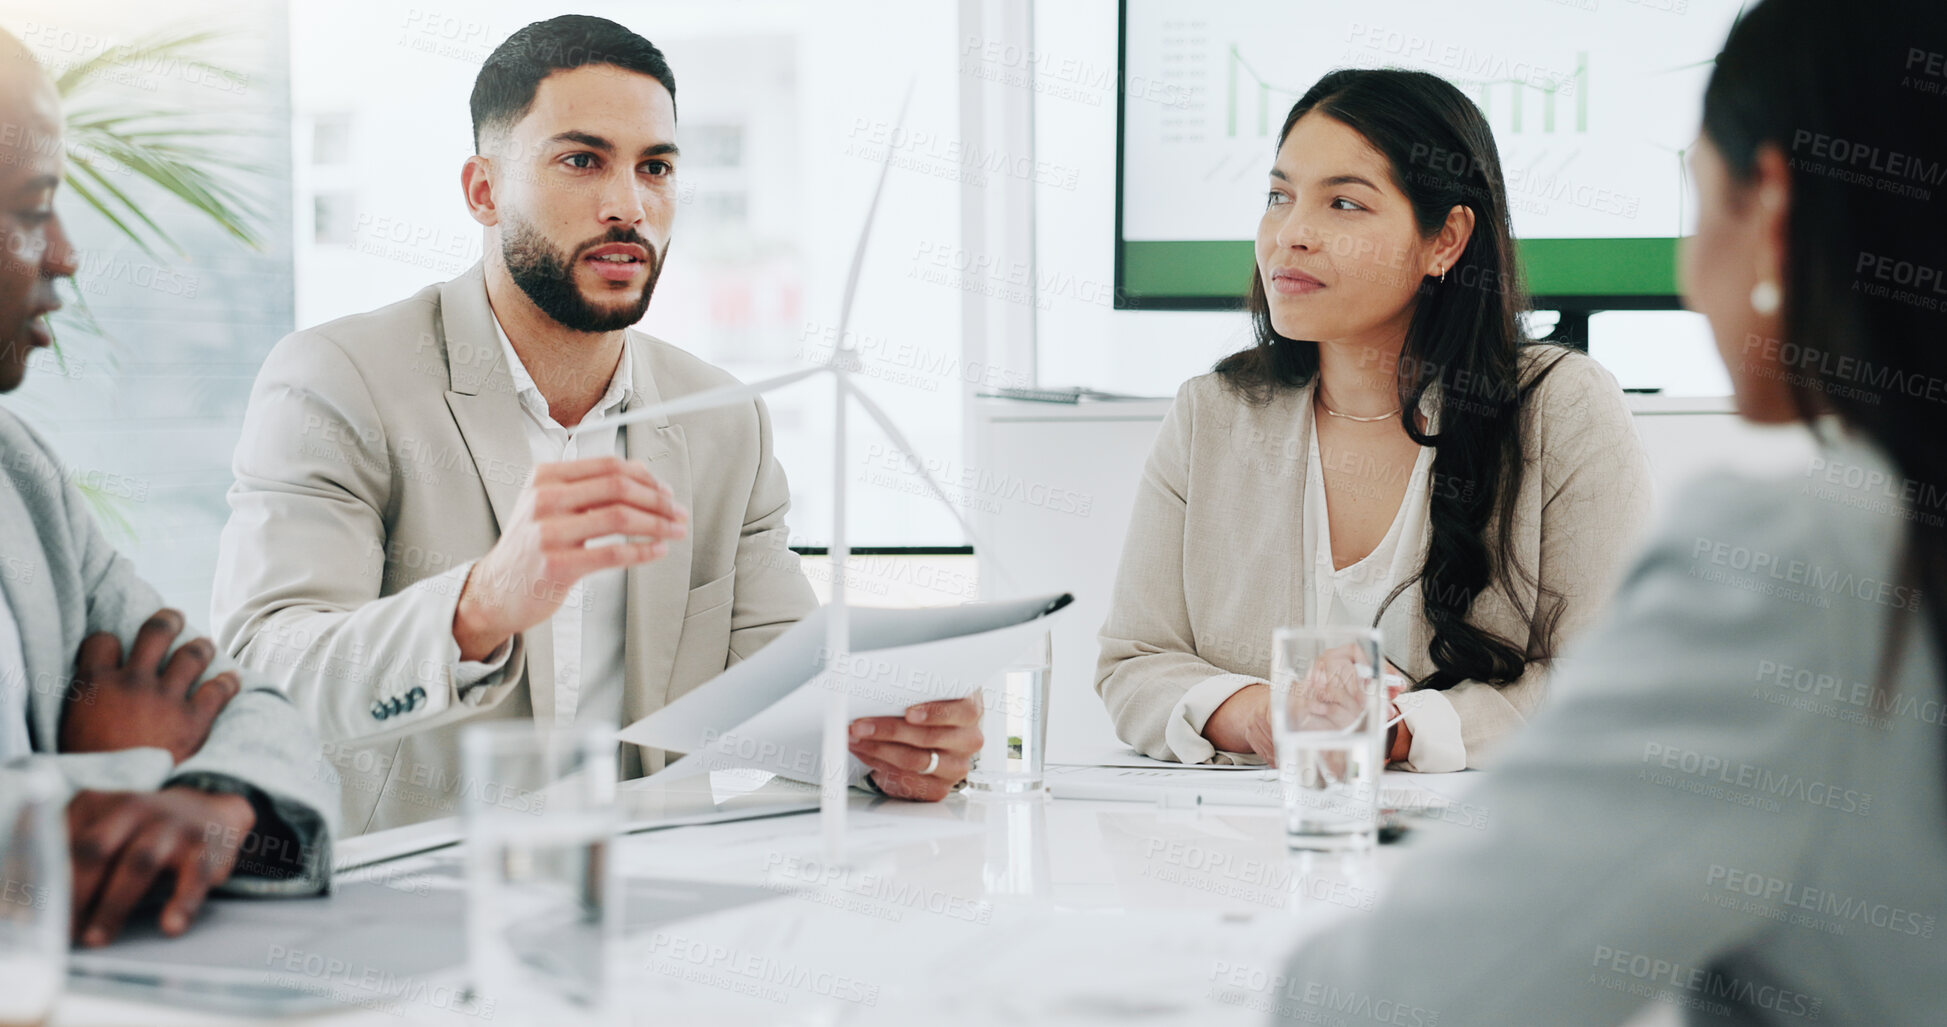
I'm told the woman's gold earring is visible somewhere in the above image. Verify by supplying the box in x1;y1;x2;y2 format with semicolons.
1750;279;1781;316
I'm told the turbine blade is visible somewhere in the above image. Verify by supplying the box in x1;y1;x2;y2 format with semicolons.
833;79;915;355
844;379;1022;595
579;366;827;436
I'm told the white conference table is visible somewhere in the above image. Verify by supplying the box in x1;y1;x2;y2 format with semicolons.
49;769;1678;1027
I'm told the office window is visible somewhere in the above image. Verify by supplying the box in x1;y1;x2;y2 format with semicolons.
683;123;745;169
6;0;296;619
311;112;352;166
312;191;355;246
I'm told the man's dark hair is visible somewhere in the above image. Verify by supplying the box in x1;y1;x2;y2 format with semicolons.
469;15;675;151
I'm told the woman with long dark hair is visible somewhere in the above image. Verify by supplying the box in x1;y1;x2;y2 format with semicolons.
1271;0;1947;1020
1095;69;1653;771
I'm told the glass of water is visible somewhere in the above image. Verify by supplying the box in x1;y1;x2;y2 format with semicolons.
463;723;619;1022
968;630;1051;796
1271;627;1387;851
0;764;65;1027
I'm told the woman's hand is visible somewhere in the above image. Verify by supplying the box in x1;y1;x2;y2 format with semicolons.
1206;655;1411;766
1204;682;1275;763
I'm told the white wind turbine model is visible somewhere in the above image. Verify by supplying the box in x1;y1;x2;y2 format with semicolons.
577;88;1019;863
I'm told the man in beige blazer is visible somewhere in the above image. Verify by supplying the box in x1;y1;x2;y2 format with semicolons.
212;16;979;834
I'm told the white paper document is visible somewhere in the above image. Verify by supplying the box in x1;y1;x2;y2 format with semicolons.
622;593;1073;785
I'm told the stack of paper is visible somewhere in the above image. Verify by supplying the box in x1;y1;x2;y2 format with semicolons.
624;593;1073;785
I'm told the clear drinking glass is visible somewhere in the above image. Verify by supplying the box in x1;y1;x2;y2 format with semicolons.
0;765;66;1027
463;723;619;1022
1271;627;1387;851
968;631;1051;796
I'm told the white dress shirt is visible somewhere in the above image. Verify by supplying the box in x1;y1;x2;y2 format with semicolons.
1164;390;1465;769
0;578;31;762
453;317;634;740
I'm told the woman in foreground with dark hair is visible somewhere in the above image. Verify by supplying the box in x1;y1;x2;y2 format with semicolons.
1269;0;1947;1021
1095;68;1653;772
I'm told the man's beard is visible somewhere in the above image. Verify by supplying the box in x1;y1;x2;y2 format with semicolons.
501;216;665;333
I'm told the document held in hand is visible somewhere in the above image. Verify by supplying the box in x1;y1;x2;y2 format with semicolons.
621;592;1074;785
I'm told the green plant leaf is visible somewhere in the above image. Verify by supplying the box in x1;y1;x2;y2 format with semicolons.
54;27;265;256
65;153;176;260
72;478;139;545
52;28;240;98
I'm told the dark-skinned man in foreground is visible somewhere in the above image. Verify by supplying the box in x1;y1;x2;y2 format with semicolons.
0;28;335;946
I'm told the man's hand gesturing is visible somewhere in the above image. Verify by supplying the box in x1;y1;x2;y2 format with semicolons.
453;455;688;660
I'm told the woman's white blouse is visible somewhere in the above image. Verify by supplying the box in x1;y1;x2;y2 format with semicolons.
1161;389;1468;768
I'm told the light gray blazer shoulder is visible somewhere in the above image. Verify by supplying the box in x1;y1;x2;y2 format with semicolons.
1276;432;1947;1024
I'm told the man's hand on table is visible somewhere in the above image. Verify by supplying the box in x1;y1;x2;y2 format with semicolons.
847;696;983;802
65;787;257;947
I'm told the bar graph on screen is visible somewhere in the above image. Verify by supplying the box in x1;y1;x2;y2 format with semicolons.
1118;0;1743;307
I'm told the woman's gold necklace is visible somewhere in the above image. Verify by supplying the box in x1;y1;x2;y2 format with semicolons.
1316;388;1400;423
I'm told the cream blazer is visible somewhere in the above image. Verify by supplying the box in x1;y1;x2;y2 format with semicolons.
212;264;817;833
1095;347;1654;771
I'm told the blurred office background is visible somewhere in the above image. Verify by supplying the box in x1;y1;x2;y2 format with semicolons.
3;2;1765;733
